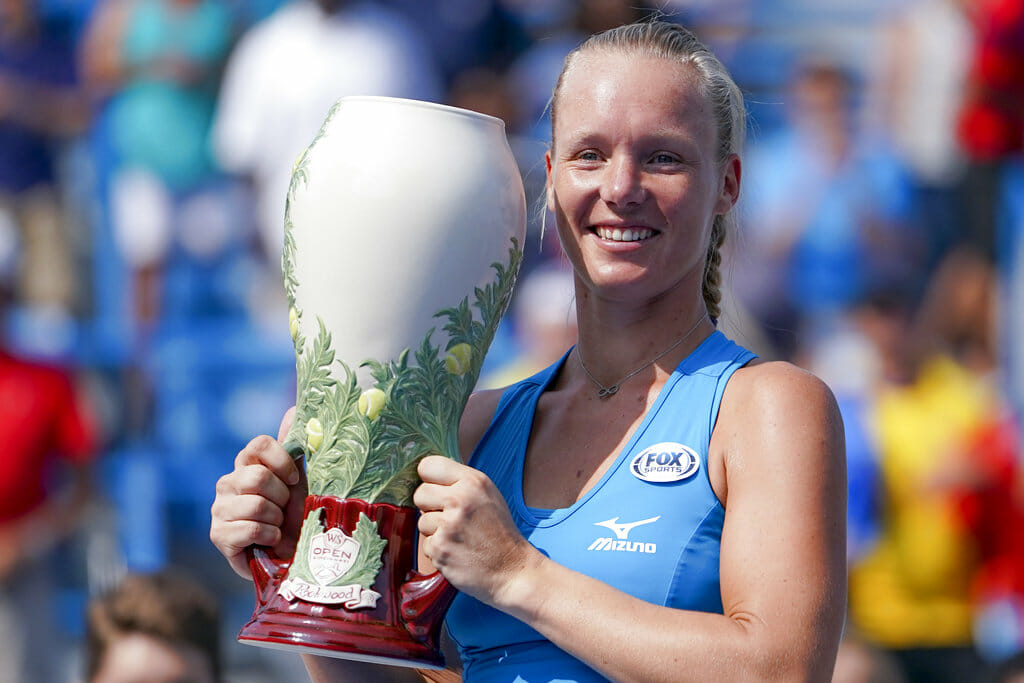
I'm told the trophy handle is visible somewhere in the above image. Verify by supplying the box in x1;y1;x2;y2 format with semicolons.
247;545;290;603
399;570;458;640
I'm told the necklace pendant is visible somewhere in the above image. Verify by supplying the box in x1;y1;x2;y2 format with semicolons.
598;384;619;398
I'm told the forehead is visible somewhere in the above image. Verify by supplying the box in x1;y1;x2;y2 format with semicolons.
95;634;214;683
555;51;711;139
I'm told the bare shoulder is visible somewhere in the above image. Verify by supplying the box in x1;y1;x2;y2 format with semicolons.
715;359;845;486
456;388;505;463
725;359;841;425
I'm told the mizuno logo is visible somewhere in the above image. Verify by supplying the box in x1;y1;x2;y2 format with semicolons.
587;538;656;553
593;516;660;540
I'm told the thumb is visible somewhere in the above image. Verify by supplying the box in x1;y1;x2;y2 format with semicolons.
277;406;297;443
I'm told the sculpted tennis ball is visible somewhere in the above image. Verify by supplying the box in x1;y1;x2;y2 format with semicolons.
358;388;386;421
305;417;323;453
445;343;473;376
288;307;299;340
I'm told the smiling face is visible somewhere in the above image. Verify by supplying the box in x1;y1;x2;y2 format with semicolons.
547;50;739;307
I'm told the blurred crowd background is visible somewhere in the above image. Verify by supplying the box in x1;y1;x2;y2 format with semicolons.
1;0;1023;681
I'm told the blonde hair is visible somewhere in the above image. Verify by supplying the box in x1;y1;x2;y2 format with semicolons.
550;21;745;319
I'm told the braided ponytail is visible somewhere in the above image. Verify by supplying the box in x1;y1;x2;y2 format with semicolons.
703;215;726;321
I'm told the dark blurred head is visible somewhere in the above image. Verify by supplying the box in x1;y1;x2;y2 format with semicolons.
447;67;520;127
315;0;350;15
0;0;37;36
85;570;221;683
790;59;855;124
574;0;649;35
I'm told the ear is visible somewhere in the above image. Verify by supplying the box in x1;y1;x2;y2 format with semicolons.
714;154;741;216
545;149;555;213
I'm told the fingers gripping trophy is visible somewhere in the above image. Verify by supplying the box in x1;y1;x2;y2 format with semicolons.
237;96;526;667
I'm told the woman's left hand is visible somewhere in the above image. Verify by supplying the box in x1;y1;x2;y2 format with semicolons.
414;455;540;607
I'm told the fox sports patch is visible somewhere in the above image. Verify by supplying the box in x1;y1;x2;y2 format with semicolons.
630;442;700;483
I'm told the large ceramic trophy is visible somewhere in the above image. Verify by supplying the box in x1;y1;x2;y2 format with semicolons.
237;96;525;668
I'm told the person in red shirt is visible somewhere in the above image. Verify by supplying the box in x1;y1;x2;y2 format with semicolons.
959;0;1024;162
0;348;98;681
0;352;97;536
957;0;1024;259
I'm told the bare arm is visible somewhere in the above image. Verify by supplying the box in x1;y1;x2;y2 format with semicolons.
417;362;846;681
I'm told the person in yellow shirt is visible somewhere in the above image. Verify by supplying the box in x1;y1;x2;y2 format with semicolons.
849;248;1002;683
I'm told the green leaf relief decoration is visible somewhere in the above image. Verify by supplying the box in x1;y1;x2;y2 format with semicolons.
288;507;327;583
345;513;388;589
280;235;521;505
288;508;386;591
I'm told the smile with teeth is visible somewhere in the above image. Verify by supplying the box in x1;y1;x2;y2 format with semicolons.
594;227;654;242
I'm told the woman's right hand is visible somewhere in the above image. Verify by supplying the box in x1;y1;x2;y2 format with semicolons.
210;407;308;580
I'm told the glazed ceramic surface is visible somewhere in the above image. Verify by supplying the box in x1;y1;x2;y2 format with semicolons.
282;95;525;504
238;96;526;667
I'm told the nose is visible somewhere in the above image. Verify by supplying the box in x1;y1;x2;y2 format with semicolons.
600;155;645;208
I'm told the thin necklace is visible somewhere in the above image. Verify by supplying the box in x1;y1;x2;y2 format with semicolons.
576;314;710;398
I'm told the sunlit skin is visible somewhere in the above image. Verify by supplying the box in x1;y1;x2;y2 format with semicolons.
547;51;739;314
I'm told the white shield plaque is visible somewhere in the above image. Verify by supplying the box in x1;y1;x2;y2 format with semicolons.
309;528;361;585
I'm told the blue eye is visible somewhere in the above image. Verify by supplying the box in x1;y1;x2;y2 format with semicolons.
652;153;678;164
578;151;601;161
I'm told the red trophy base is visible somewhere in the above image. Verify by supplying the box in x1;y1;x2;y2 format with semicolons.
237;497;457;669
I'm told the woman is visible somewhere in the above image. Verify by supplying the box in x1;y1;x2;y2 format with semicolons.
211;21;847;682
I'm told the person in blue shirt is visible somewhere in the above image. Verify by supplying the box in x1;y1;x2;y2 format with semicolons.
211;20;847;682
0;0;89;316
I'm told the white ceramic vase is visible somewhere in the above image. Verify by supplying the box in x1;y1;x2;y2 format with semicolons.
281;95;526;502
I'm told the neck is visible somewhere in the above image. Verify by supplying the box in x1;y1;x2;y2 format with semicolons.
571;292;713;392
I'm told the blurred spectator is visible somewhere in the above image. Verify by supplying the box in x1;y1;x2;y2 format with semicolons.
954;0;1024;434
0;0;91;317
736;58;918;359
84;568;220;683
389;0;531;86
0;281;100;680
956;0;1024;260
505;0;650;145
804;294;890;565
211;0;442;292
80;0;237;325
847;248;1005;683
446;64;522;134
874;0;973;268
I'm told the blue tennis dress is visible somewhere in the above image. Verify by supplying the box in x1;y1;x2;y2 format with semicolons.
445;330;757;682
